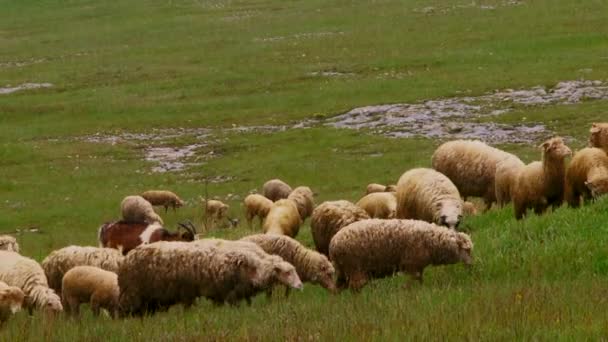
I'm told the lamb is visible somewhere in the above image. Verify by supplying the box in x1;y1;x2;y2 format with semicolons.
287;186;315;220
141;190;185;213
310;200;370;256
61;266;119;318
0;251;62;314
263;199;303;237
565;147;608;207
395;168;463;229
589;123;608;152
462;201;478;216
98;221;197;255
431;140;524;210
365;183;396;194
512;137;572;220
203;199;230;229
240;234;336;293
41;246;124;293
262;179;293;201
0;235;19;253
356;192;397;219
0;281;25;324
121;195;164;225
494;156;525;207
244;194;273;229
329;219;473;291
118;241;302;316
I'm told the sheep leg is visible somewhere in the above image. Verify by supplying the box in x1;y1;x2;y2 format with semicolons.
348;271;368;292
514;201;526;220
335;270;347;290
67;297;80;316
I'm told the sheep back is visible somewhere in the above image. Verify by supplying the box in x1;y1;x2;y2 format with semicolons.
61;265;119;317
121;195;163;225
494;156;525;207
262;179;293;201
263;199;302;237
244;194;273;228
141;190;184;211
356;192;397;219
310;200;370;256
287;186;315;220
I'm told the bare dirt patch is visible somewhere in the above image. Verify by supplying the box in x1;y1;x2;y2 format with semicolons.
0;83;53;95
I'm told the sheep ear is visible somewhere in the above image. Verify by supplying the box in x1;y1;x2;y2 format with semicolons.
538;141;549;150
590;124;601;134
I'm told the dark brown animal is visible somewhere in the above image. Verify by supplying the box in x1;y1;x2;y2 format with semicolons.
98;221;196;255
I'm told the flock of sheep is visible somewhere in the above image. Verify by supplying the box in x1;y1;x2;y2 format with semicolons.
0;122;606;324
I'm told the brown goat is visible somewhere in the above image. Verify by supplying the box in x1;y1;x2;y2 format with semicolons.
98;221;196;255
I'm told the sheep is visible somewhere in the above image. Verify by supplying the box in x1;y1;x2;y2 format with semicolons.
117;241;302;316
589;123;608;152
431;140;524;210
310;200;370;256
0;235;19;253
262;179;293;201
565;147;608;207
243;194;273;229
240;234;336;294
141;190;185;213
462;201;478;216
263;199;303;237
41;246;124;293
365;183;396;194
494;156;525;207
0;251;62;314
203;199;230;229
98;221;196;255
287;186;315;221
329;219;473;291
61;266;119;318
512;137;572;220
395;168;463;229
356;192;397;219
121;195;164;225
0;281;25;324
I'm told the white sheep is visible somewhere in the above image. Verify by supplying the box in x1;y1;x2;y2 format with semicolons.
243;194;273;229
396;168;463;229
121;195;164;225
310;200;370;256
0;280;25;324
0;235;19;253
62;266;119;318
356;192;397;219
262;179;293;201
565;147;608;207
263;199;303;237
287;186;315;221
0;251;62;314
141;190;185;213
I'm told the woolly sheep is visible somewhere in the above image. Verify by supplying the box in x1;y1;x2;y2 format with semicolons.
241;234;336;293
431;140;523;210
118;241;302;316
263;199;302;237
287;186;315;220
121;195;164;225
0;281;24;324
356;192;397;219
0;251;62;314
494;156;525;207
244;194;273;229
141;190;185;213
565;147;608;207
396;168;463;229
365;183;396;194
512;137;572;220
310;200;370;256
0;235;19;253
329;219;473;291
589;123;608;152
262;179;293;201
462;201;478;216
42;246;124;293
62;266;119;318
203;199;230;229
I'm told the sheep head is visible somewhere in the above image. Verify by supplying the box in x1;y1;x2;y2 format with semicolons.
273;262;303;290
436;199;463;230
589;123;608;148
585;178;608;199
0;287;24;314
539;137;571;159
312;258;336;293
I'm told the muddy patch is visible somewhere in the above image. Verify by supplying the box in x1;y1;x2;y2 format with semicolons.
0;83;53;95
327;80;608;143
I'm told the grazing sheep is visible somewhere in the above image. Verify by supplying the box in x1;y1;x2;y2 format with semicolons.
366;183;396;194
494;156;525;207
356;192;397;219
118;241;302;316
0;281;25;324
565;147;608;207
0;235;19;253
310;200;370;256
244;194;273;229
98;221;196;255
262;179;293;201
432;140;523;210
329;219;473;291
396;168;463;229
0;251;63;314
263;199;303;237
589;123;608;152
121;195;164;225
512;137;572;219
203;199;230;229
61;266;119;318
287;186;315;221
462;201;478;216
42;246;124;293
141;190;185;213
241;234;336;293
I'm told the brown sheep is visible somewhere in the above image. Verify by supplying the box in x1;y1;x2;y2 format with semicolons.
356;192;397;219
262;179;293;201
396;168;463;229
203;199;229;229
589;123;608;152
565;147;608;207
512;137;572;220
494;156;525;207
287;186;315;221
310;200;370;256
0;281;25;324
243;194;273;229
263;199;302;237
62;266;119;318
462;201;478;216
141;190;185;213
121;195;163;225
329;219;473;291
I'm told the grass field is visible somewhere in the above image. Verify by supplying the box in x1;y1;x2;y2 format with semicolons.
2;0;608;340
